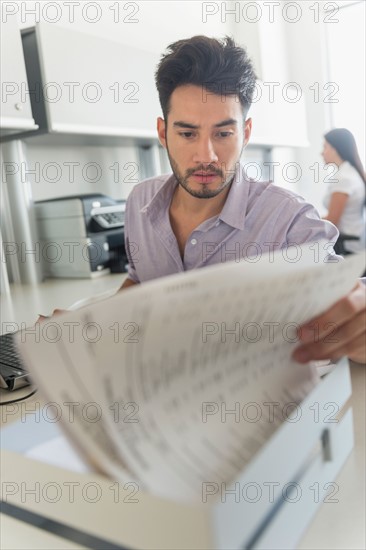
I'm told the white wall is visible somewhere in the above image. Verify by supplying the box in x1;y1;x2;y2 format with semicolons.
232;1;364;212
231;1;298;193
275;1;365;213
23;143;140;201
8;0;360;212
285;4;332;213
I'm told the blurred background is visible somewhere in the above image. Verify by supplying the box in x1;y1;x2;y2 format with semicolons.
0;0;365;306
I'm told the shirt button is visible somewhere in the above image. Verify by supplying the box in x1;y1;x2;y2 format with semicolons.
191;238;197;245
215;221;220;227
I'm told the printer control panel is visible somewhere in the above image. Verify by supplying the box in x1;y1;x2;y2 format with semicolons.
91;204;126;229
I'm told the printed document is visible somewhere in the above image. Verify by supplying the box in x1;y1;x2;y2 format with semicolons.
17;244;365;501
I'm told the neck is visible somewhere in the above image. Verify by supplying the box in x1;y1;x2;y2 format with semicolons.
171;183;231;218
334;154;344;167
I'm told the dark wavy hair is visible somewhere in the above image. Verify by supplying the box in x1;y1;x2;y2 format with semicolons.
325;128;366;185
155;35;257;121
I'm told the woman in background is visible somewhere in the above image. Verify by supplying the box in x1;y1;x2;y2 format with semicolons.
322;128;366;255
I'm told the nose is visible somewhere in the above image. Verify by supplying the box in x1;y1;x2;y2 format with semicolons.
192;137;219;164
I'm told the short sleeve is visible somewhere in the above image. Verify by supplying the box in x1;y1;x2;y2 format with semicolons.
327;174;355;196
286;202;340;258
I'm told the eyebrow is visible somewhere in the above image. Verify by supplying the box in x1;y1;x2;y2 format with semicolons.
172;118;238;129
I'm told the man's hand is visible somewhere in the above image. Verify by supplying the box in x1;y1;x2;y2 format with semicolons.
119;278;138;291
293;281;366;364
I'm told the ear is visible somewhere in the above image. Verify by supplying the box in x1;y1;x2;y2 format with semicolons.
243;118;252;147
157;117;167;149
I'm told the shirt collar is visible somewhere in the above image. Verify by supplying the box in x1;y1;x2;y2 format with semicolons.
141;163;250;230
218;162;250;230
140;173;177;218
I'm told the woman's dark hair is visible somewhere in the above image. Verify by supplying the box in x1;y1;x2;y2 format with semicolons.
155;35;257;121
325;128;366;185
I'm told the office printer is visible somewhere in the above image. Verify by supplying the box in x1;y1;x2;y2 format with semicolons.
35;194;127;278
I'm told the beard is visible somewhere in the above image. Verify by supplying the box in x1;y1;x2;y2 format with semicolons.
166;147;241;199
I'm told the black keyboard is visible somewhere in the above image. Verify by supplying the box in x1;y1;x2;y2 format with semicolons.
0;333;31;391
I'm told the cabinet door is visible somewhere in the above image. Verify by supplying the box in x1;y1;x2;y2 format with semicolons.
0;15;38;135
249;81;309;147
35;22;162;138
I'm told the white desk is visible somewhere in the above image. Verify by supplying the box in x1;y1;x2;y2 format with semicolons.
0;450;210;550
0;274;125;328
1;512;86;550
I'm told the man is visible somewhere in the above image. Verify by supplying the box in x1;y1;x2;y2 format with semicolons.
119;36;365;364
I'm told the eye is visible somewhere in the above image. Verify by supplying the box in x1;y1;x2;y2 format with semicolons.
217;131;233;138
179;132;196;139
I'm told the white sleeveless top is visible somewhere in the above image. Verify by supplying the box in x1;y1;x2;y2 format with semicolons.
323;161;365;252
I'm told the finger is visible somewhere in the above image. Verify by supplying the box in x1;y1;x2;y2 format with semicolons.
319;331;366;364
293;312;366;364
52;309;66;316
299;309;365;350
35;314;50;324
299;282;366;343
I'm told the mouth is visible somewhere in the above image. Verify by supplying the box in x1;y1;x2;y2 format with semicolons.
191;172;219;184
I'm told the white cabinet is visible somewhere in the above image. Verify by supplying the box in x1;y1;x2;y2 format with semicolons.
28;23;161;139
233;18;308;148
0;16;38;136
248;81;309;148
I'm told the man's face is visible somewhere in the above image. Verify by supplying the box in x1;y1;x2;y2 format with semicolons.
157;85;252;199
